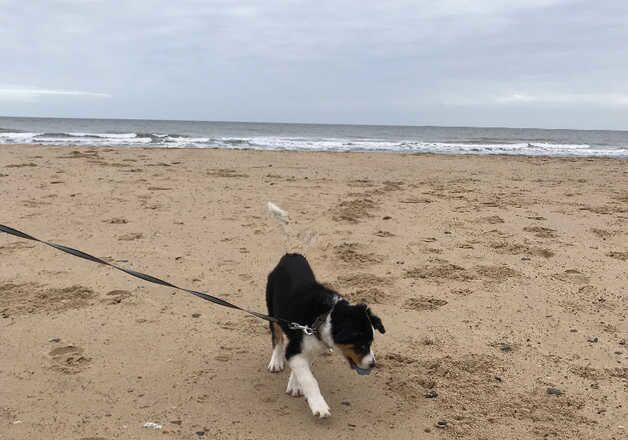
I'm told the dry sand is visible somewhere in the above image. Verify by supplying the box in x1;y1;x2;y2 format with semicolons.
1;144;626;439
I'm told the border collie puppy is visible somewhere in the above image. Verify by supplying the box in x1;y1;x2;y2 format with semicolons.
265;253;385;418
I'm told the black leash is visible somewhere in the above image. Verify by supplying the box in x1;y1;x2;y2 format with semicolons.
0;224;313;335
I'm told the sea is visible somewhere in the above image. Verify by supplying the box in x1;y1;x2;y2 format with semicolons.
1;116;627;157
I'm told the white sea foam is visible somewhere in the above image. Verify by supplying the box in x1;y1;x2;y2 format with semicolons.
68;132;138;139
0;131;626;157
0;131;42;141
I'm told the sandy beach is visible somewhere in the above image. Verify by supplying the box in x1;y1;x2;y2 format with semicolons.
1;144;626;439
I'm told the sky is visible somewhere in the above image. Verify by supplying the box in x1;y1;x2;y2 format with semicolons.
1;0;627;129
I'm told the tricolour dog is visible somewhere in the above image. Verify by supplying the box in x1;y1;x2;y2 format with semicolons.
266;253;385;418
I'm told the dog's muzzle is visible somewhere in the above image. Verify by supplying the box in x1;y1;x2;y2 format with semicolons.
349;358;374;375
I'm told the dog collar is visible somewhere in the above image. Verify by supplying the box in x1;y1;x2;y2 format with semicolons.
312;313;328;337
312;301;337;350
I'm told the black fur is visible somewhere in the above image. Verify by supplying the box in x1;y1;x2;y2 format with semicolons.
266;253;385;362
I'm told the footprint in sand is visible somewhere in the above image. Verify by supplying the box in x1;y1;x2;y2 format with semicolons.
607;251;628;261
478;215;504;224
5;162;37;168
332;196;377;223
103;217;128;224
334;273;393;303
147;186;172;191
0;284;97;316
49;345;91;374
348;178;375;188
404;262;473;282
400;197;432;204
473;265;519;281
207;168;249;178
489;241;554;258
118;232;143;241
590;228;616;239
334;242;383;265
451;288;474;296
403;296;448;311
345;287;389;304
101;290;132;305
553;269;590;285
0;241;35;255
523;225;557;238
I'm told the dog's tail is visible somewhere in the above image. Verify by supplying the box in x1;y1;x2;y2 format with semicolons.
267;201;320;253
267;201;291;252
267;202;289;225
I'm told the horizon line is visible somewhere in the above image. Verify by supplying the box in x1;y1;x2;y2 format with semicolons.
1;114;627;133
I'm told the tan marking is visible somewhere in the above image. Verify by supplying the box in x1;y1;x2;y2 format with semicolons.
272;322;285;346
336;344;362;365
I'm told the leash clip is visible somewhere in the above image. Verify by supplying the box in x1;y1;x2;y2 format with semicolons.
289;322;314;335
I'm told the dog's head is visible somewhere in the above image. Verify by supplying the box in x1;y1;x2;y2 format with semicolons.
331;301;385;375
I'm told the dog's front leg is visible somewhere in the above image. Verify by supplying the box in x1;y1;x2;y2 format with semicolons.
288;355;330;418
286;371;303;397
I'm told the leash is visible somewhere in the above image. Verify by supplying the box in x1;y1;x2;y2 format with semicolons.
0;224;314;335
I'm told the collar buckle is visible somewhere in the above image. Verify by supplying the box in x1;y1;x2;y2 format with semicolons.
288;322;314;335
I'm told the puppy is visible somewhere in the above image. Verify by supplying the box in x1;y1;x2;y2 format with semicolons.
265;253;385;418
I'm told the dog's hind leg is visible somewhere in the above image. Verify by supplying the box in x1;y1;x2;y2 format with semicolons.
267;322;286;372
266;273;285;372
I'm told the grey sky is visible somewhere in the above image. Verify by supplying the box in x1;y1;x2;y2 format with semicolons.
1;0;627;129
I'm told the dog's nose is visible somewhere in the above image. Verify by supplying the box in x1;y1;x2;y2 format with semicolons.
369;360;376;369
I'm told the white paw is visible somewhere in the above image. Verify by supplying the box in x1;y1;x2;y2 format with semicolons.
267;354;285;372
286;373;303;397
307;394;331;418
267;346;285;373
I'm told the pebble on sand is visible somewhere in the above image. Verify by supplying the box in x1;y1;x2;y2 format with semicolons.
424;390;438;399
546;387;563;396
143;422;162;430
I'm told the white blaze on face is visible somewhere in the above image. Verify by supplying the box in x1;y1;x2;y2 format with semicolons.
359;349;375;369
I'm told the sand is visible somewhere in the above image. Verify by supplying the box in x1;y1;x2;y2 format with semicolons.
0;144;626;440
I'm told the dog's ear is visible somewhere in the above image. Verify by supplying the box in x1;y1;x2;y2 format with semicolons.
367;308;386;334
356;303;368;312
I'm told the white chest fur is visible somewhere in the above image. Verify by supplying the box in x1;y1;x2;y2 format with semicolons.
300;312;334;361
301;334;330;360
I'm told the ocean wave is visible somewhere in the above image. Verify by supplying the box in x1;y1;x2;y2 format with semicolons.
34;132;102;139
0;130;626;157
0;131;41;141
0;127;26;134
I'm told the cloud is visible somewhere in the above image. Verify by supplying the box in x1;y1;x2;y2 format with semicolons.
496;92;628;106
0;87;111;102
0;0;627;128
